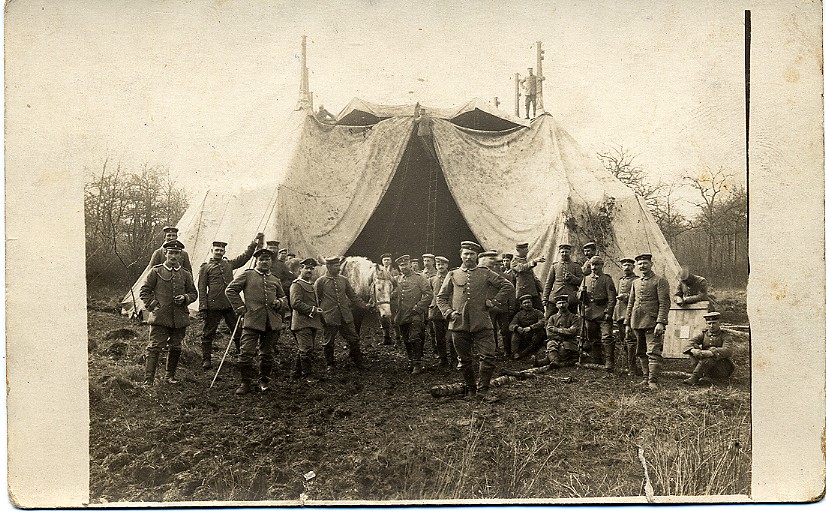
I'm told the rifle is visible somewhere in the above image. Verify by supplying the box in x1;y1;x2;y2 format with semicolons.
576;281;591;365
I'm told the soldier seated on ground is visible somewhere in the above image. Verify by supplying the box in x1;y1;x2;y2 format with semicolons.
534;295;579;368
509;294;545;360
682;311;735;386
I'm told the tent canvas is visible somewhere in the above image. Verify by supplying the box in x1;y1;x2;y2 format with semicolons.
121;99;680;318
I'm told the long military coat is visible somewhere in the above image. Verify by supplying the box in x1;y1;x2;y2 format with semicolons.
428;272;448;321
541;260;584;304
314;274;366;326
197;242;256;311
580;273;617;320
290;278;322;331
148;246;192;274
510;256;542;300
625;271;671;329
436;265;513;333
225;269;288;332
391;271;432;325
613;274;639;322
140;264;198;328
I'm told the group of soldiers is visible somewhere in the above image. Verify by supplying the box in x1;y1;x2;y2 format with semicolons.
137;226;735;398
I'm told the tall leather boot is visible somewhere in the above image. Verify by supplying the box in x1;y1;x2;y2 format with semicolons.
201;341;213;369
143;351;160;386
591;342;604;365
477;365;495;394
259;359;273;391
164;349;182;384
411;339;424;375
648;361;661;390
639;357;650;387
604;342;615;372
235;363;253;395
461;361;477;398
627;345;642;376
301;355;314;381
323;343;335;370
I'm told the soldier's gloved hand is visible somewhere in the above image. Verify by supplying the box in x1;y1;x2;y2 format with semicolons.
690;348;702;358
653;323;665;336
173;295;186;305
235;306;247;316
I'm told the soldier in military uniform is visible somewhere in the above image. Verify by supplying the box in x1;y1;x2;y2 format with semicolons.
314;256;370;371
614;257;640;375
391;255;433;374
479;250;515;358
579;256;617;369
290;258;323;382
542;243;584;319
534;295;580;367
580;241;598;277
509;294;546;360
225;246;289;395
501;253;516;285
420;253;438;356
370;252;399;345
146;226;193;274
624;253;671;390
429;256;455;368
511;242;546;311
420;254;438;279
197;234;264;369
682;311;735;385
139;240;198;386
674;267;714;310
436;241;514;400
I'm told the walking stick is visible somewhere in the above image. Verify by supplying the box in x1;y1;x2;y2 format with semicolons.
210;315;243;389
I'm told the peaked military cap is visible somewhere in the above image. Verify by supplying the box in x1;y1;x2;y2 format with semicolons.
422;253;435;260
703;311;721;320
266;241;280;250
395;254;411;265
460;241;482;253
299;257;319;267
324;256;343;265
554;294;569;303
162;226;178;233
212;241;228;248
558;243;572;250
410;258;420;264
163;239;185;251
515;242;529;249
502;253;514;260
635;253;653;261
583;241;597;250
434;256;449;264
589;255;605;265
619;257;636;264
518;294;534;303
254;247;274;258
478;250;498;258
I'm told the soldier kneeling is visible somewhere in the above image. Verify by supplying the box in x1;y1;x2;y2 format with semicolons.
682;311;735;386
534;295;579;367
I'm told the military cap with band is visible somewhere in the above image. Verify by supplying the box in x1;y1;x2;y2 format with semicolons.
162;226;179;233
299;257;319;267
554;294;569;302
380;252;392;260
460;241;482;252
163;240;185;251
266;241;280;250
395;254;411;265
703;311;722;320
619;257;636;264
635;253;653;261
518;294;534;303
287;253;296;258
478;250;499;259
558;243;572;250
583;241;597;250
410;258;420;264
254;247;274;257
502;253;514;260
589;255;605;265
434;256;449;264
324;256;343;265
422;253;435;260
278;248;288;254
515;242;529;249
212;241;228;248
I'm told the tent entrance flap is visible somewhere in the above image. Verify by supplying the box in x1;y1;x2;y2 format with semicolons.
347;134;479;265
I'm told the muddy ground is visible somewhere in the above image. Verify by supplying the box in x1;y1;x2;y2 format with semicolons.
88;301;751;503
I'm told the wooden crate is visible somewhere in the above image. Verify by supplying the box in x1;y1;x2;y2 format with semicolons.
663;301;709;358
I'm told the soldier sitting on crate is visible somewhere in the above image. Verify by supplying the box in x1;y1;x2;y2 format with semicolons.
534;295;579;368
673;266;717;311
681;311;735;386
509;294;546;360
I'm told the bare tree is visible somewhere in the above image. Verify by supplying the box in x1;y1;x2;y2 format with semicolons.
683;166;735;272
652;183;691;250
598;144;664;211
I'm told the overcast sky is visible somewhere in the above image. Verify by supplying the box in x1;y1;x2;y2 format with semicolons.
7;0;783;215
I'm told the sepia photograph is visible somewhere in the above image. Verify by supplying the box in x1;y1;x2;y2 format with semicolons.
5;0;824;506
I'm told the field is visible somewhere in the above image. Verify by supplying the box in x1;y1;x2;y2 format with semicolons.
88;295;751;503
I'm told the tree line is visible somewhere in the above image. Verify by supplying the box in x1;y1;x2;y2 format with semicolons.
598;145;747;288
85;159;189;293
